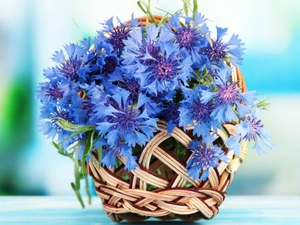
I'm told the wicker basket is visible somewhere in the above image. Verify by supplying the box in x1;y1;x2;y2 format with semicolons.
87;16;248;222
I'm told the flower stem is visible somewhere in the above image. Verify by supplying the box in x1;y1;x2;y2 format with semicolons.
182;0;190;16
137;0;158;26
85;175;92;205
71;149;85;208
193;0;198;16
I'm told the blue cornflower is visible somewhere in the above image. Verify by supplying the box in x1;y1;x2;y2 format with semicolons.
107;69;161;116
122;77;141;100
94;39;119;74
96;90;158;147
39;104;77;149
187;134;229;181
38;67;69;104
201;68;257;123
169;12;208;61
77;40;119;85
200;27;245;68
38;66;92;142
122;24;164;70
99;14;138;55
37;78;64;105
179;87;220;137
37;73;81;109
122;24;193;95
52;43;88;81
107;68;141;100
226;108;273;156
38;84;92;149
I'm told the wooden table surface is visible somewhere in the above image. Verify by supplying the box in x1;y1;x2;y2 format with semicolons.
0;196;299;224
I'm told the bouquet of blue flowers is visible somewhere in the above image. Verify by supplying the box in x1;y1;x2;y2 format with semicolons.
37;0;272;221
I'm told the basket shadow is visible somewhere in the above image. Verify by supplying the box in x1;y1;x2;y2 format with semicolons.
122;220;200;225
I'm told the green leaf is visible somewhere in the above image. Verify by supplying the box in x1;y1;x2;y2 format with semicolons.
52;141;63;154
137;0;148;14
71;182;77;191
57;131;84;146
182;0;190;16
71;182;85;208
81;130;95;173
84;174;92;205
158;14;169;26
256;98;271;110
52;141;73;158
62;139;85;152
85;130;95;157
98;146;102;162
137;0;158;26
74;150;81;189
53;117;95;133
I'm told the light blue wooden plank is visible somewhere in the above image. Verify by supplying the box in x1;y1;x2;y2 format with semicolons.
0;196;300;224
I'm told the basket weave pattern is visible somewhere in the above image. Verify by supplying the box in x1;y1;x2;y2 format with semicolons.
87;16;248;222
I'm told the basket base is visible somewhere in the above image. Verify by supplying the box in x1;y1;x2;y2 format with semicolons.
108;211;215;223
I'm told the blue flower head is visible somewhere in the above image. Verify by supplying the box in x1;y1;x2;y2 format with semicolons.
107;69;141;100
37;77;64;105
96;90;158;147
39;104;77;149
122;24;193;96
201;67;257;123
98;14;138;55
179;87;220;137
187;134;229;181
51;43;88;81
226;107;274;156
169;12;209;64
77;39;119;85
200;26;245;69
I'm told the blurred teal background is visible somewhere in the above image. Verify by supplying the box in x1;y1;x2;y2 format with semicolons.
0;0;299;196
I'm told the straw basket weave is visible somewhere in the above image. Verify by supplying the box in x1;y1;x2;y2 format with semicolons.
87;15;248;222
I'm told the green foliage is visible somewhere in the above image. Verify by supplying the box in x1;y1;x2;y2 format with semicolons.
137;0;199;24
181;0;199;17
257;98;271;111
51;120;97;208
137;0;159;26
54;117;95;133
